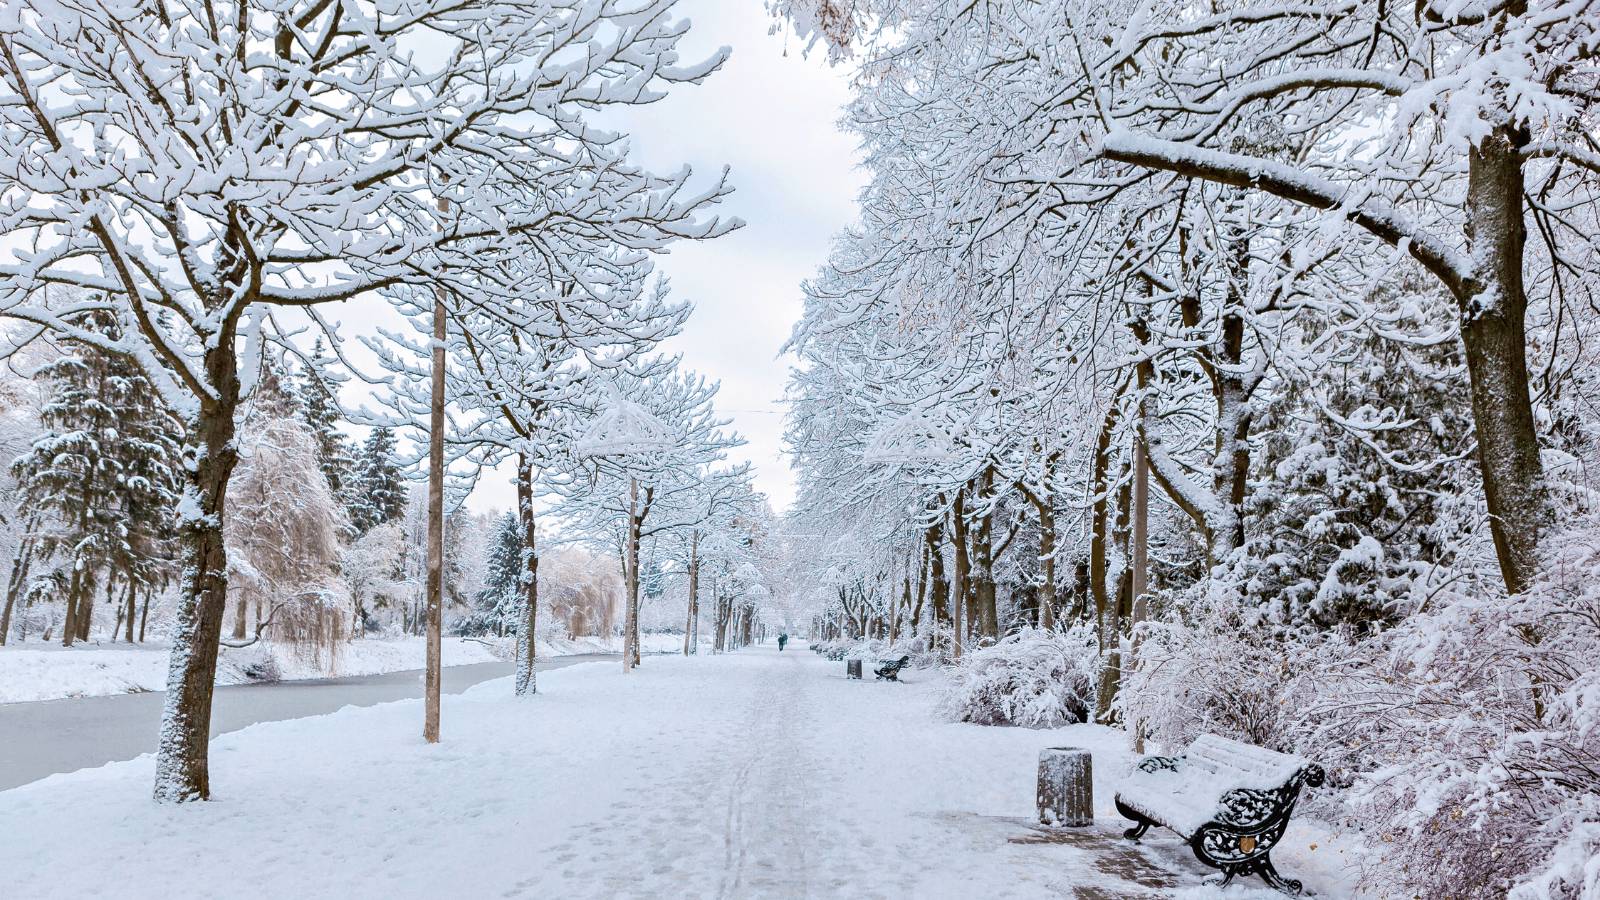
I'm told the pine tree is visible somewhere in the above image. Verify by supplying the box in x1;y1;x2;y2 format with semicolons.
11;310;183;645
348;427;407;534
460;512;522;637
294;339;354;497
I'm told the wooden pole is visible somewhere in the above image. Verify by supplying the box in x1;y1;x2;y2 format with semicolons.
423;292;445;743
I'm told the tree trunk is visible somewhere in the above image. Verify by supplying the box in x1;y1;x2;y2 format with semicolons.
972;469;999;641
75;571;101;643
139;584;151;643
61;566;82;647
122;581;136;643
911;540;928;634
1462;126;1544;596
925;517;948;630
684;530;698;656
514;455;539;696
1035;495;1056;631
1089;403;1120;653
153;351;241;802
623;478;640;672
423;295;445;743
1;532;38;646
232;595;248;641
951;493;971;657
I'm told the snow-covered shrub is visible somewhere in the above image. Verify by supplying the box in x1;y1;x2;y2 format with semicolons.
1304;516;1600;900
1121;599;1318;754
938;625;1098;728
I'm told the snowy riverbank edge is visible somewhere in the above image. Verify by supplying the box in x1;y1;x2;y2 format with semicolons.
0;633;693;704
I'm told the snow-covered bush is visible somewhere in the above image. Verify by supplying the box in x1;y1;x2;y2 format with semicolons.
1303;516;1600;900
938;626;1098;728
1121;609;1304;753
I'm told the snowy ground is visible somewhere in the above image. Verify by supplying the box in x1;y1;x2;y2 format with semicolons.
1;646;1357;899
0;633;688;704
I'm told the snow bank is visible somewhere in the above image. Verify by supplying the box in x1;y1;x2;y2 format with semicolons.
0;638;498;703
0;633;700;703
0;648;1359;899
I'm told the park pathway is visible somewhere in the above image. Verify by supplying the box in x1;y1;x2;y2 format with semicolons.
0;645;1278;900
509;647;1207;900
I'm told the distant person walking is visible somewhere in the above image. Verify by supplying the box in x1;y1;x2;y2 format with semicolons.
778;634;788;651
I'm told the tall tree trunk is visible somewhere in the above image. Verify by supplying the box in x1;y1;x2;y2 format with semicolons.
925;517;948;630
423;295;445;744
232;594;248;641
973;470;999;641
1089;403;1121;653
950;494;970;658
623;478;640;672
1;532;38;646
1463;126;1544;596
122;581;136;644
911;540;928;634
153;349;242;802
75;570;102;643
139;584;151;643
1096;468;1135;724
62;566;83;647
1032;492;1057;631
514;456;539;696
684;530;698;656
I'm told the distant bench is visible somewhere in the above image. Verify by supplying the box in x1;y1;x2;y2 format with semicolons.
1115;734;1325;896
874;655;911;681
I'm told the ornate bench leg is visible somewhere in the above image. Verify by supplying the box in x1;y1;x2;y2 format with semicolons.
1255;855;1302;896
1114;799;1154;841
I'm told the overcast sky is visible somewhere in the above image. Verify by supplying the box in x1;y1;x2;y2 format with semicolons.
535;3;865;515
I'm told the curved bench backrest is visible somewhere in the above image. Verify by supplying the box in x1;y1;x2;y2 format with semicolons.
1184;735;1311;792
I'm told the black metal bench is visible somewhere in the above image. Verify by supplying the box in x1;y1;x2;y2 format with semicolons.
1115;734;1325;896
874;655;911;681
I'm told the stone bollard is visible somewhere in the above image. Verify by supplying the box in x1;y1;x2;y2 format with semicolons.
847;659;862;679
1038;747;1093;827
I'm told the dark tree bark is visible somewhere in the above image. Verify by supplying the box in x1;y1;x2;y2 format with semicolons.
153;345;242;802
684;530;699;655
0;532;36;646
1461;127;1544;595
924;515;948;628
514;456;539;696
950;492;971;655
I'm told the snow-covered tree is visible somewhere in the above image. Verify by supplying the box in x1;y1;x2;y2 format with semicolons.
10;308;181;646
0;0;734;800
225;417;348;663
348;428;407;536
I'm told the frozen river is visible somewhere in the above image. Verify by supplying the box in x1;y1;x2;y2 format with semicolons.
0;654;615;791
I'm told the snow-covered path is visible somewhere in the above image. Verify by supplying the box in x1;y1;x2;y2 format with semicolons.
0;647;1345;899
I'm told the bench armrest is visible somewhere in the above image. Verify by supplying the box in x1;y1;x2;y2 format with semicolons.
1134;755;1182;775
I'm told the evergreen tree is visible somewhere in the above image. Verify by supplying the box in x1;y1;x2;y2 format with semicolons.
348;427;406;534
294;339;354;496
11;310;183;644
458;512;521;637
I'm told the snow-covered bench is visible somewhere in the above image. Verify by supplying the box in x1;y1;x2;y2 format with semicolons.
1115;734;1325;896
874;655;910;681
